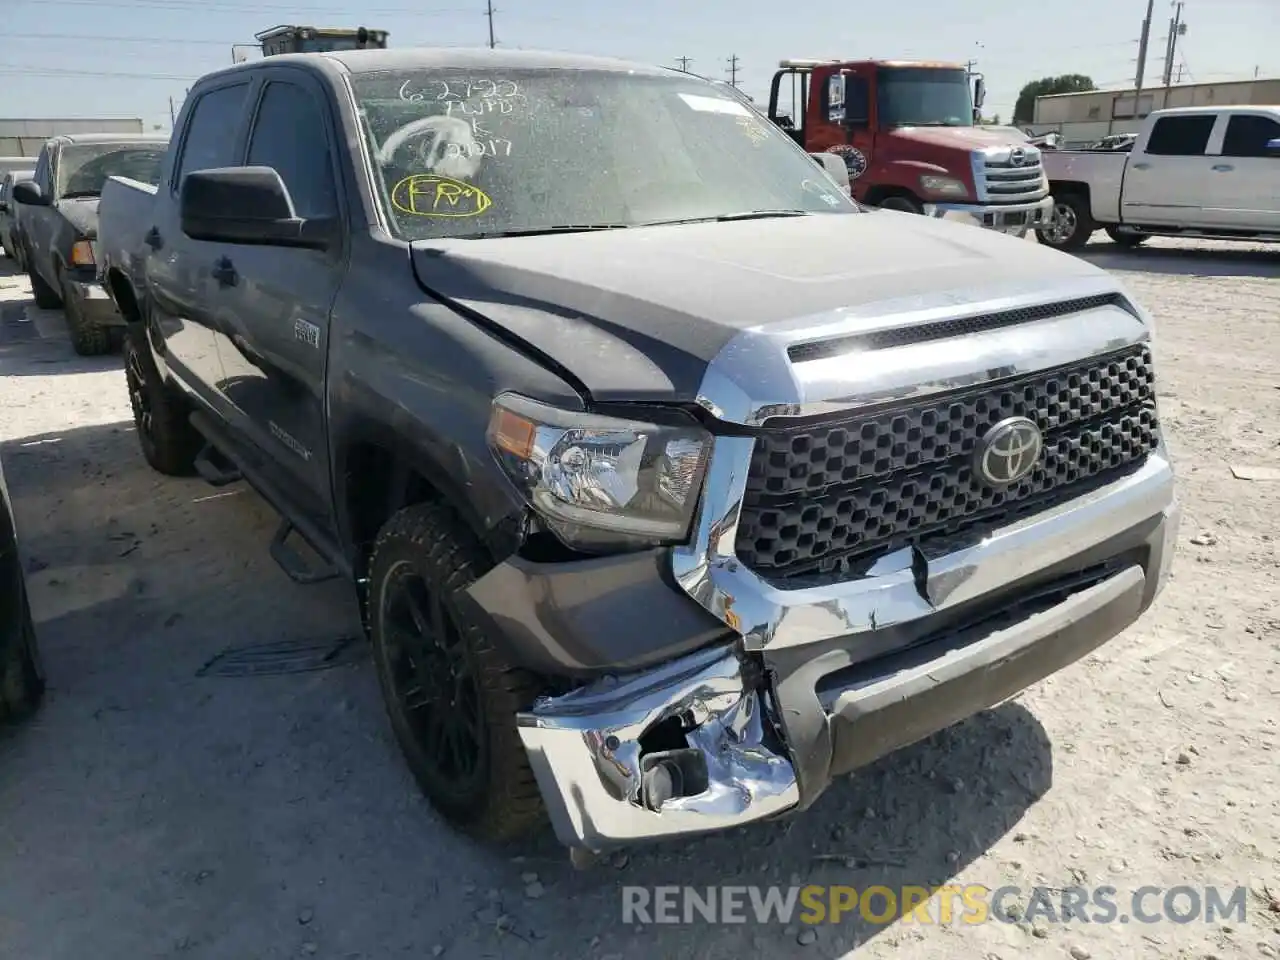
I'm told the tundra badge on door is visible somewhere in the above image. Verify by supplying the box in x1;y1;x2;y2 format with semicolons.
294;318;320;349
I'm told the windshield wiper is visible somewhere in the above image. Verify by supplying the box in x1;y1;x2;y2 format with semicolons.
452;224;631;239
644;209;811;226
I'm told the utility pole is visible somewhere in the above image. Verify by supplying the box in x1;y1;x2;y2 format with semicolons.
675;56;692;73
1131;0;1156;126
726;54;740;88
485;0;496;49
1162;0;1187;108
168;96;176;127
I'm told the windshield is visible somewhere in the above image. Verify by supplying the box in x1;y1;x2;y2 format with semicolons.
876;67;973;128
349;68;857;241
57;144;167;198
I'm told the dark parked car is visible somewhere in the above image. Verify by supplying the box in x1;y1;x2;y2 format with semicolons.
1;168;35;265
14;133;168;355
1;452;43;724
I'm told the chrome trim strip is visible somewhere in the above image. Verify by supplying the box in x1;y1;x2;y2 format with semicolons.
671;443;1177;651
694;274;1149;427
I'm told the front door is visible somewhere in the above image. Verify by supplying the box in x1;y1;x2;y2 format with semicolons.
22;147;56;287
1207;112;1280;231
796;66;875;202
212;72;346;536
145;78;255;401
1120;112;1217;227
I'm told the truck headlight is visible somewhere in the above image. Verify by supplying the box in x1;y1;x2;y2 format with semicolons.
919;175;969;199
487;394;712;551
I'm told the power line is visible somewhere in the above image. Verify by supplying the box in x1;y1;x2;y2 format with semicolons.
8;0;475;13
726;54;740;88
15;31;240;45
0;63;198;81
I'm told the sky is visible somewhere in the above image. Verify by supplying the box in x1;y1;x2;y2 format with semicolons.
3;0;1277;132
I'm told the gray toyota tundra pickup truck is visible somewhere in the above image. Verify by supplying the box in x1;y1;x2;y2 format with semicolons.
97;47;1180;858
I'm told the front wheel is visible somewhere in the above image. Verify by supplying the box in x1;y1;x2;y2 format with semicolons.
1;581;45;724
368;502;545;843
62;277;111;356
28;265;62;309
1036;194;1095;250
877;195;925;215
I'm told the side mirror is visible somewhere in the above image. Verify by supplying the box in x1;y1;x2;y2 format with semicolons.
1266;137;1280;156
13;181;48;207
180;166;333;250
826;73;846;125
810;153;851;194
973;77;987;110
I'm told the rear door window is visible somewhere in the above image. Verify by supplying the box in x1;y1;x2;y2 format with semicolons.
1221;114;1280;158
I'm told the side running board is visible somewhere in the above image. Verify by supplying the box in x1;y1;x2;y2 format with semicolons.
193;443;242;487
270;520;340;585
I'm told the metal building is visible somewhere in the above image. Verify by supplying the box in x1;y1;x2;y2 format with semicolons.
1029;77;1280;145
0;118;146;158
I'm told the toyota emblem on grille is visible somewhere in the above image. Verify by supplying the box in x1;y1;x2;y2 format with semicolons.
1009;147;1027;166
977;416;1043;485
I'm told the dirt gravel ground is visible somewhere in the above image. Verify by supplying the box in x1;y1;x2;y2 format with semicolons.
0;236;1277;960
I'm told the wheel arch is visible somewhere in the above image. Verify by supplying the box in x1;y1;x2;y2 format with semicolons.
335;423;523;583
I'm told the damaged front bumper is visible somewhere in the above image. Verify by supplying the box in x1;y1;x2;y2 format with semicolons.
517;645;799;850
506;448;1178;854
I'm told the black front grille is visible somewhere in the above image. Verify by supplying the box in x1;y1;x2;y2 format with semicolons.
734;344;1160;582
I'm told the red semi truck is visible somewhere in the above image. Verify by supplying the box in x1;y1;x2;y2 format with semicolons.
769;58;1052;235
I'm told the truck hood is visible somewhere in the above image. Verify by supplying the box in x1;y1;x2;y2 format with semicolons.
409;211;1111;404
889;125;1028;153
53;196;101;239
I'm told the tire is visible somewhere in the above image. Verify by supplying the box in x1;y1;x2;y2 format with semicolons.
877;195;925;215
28;264;62;309
1;582;45;724
1105;226;1148;248
1036;194;1095;250
62;277;111;356
123;328;201;476
368;502;545;843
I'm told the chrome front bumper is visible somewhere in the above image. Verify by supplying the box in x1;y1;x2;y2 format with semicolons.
922;195;1053;232
516;452;1179;852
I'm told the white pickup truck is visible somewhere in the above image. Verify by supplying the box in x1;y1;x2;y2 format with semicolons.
1036;105;1280;249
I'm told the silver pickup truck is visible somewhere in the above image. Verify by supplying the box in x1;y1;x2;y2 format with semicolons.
96;48;1179;860
1037;105;1280;249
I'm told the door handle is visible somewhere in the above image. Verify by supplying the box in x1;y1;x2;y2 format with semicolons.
211;256;238;287
1131;162;1151;170
144;226;162;250
1211;163;1234;172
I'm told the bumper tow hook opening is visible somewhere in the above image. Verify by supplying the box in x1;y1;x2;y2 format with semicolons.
640;749;710;811
515;647;801;851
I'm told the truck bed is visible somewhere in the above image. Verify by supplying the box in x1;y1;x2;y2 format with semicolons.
98;175;158;293
1042;150;1128;225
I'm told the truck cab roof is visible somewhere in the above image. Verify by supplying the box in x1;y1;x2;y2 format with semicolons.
198;46;675;86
